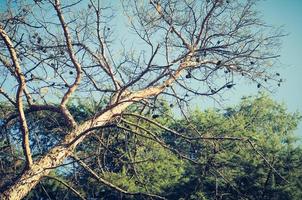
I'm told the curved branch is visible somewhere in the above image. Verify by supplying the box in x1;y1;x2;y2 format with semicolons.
44;175;86;200
0;27;33;168
2;104;72;129
71;155;166;200
121;114;288;184
53;0;83;128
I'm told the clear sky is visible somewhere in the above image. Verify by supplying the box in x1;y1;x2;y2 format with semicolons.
196;0;302;134
191;0;302;136
253;0;302;135
260;0;302;110
0;0;301;133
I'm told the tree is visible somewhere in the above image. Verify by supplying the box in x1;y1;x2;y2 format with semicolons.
0;0;284;199
162;94;302;199
2;94;300;199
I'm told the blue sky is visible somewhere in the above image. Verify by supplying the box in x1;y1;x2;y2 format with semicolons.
190;0;302;135
255;0;302;134
0;0;301;133
259;0;302;111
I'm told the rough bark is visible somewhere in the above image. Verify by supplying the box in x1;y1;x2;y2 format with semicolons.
0;22;190;197
0;85;165;200
0;28;33;168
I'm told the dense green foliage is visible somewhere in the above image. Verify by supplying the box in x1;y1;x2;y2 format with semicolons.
1;94;301;199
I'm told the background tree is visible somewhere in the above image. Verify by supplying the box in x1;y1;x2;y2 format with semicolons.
0;0;285;199
162;94;302;200
1;94;301;199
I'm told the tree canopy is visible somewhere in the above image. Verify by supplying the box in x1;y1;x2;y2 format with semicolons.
1;94;301;199
0;0;294;199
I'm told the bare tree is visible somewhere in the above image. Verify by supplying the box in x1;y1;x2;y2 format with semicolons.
0;0;283;199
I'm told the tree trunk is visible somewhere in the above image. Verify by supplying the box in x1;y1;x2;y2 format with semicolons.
0;86;164;200
1;143;75;200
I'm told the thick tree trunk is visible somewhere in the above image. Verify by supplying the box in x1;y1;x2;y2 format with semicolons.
0;87;164;200
0;144;75;199
0;103;128;199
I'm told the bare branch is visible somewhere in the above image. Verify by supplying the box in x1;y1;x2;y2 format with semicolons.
44;175;86;200
0;26;33;168
71;155;166;200
53;0;83;128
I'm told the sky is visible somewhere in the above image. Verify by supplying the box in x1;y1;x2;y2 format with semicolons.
0;0;301;133
189;0;302;136
259;0;302;112
247;0;302;135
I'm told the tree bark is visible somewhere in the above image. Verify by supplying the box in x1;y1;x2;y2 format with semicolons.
0;86;165;200
0;35;187;198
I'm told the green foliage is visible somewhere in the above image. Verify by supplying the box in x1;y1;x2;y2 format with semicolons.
1;94;301;199
164;93;302;200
